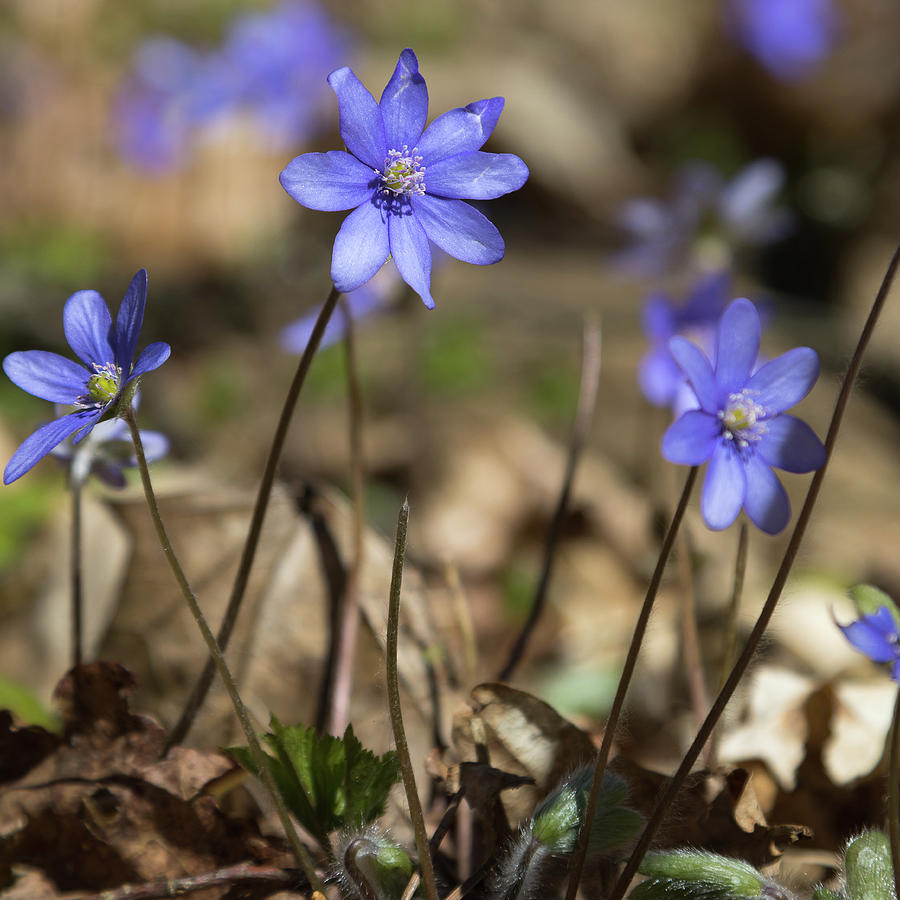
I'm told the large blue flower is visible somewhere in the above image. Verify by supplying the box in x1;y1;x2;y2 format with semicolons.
279;48;529;309
661;298;826;534
3;269;170;485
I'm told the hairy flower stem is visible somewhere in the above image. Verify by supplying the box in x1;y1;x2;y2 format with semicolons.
386;500;438;900
328;296;366;736
122;406;323;893
168;286;341;749
608;237;900;900
564;465;698;900
498;318;602;682
70;480;84;670
889;687;900;900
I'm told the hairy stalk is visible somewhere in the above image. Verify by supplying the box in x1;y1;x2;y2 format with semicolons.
122;407;323;892
386;500;438;900
564;465;698;900
498;319;602;681
608;236;900;900
168;286;340;749
329;295;367;735
70;480;84;670
889;687;900;900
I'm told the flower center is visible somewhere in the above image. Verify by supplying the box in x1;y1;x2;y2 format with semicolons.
82;362;122;406
718;388;767;449
379;146;425;196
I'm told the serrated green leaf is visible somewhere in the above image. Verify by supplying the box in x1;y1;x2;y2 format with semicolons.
342;724;401;825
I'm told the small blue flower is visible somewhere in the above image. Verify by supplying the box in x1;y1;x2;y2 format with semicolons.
615;160;790;277
725;0;840;82
661;298;826;534
3;269;170;485
838;606;900;682
279;48;529;309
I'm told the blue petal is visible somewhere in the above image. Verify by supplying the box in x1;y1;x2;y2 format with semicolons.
639;346;681;407
379;49;428;150
839;615;898;663
411;195;503;265
3;351;87;403
280;151;376;211
661;411;719;465
701;442;747;531
129;341;171;379
327;65;386;170
417;97;505;164
63;290;114;367
669;337;718;413
4;410;100;484
388;210;434;309
758;415;826;473
719;159;784;229
115;269;148;368
743;453;790;534
748;347;820;413
714;298;760;396
425;151;529;200
331;201;390;293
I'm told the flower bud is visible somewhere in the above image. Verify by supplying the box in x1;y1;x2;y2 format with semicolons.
843;830;896;900
334;825;414;900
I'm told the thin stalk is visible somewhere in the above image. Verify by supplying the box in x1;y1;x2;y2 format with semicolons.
564;465;698;900
71;480;84;670
168;286;340;749
329;295;366;736
498;318;602;682
122;407;323;893
607;236;900;900
889;686;900;900
385;499;438;900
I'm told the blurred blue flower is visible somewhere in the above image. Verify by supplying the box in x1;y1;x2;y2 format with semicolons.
114;1;349;171
615;160;791;277
838;606;900;681
725;0;841;82
2;269;170;485
639;270;731;410
661;298;825;534
280;48;529;308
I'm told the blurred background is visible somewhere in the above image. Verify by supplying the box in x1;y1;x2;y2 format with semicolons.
2;0;900;849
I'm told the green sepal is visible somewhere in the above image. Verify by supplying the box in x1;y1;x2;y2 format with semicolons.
339;827;414;900
844;830;896;900
849;585;900;630
812;888;843;900
635;851;765;899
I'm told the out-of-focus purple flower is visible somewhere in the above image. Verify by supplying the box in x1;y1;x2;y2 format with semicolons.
2;269;170;484
639;270;731;409
51;412;169;489
615;160;791;278
838;606;900;681
661;298;825;534
280;261;400;354
114;2;349;172
280;48;529;308
725;0;841;82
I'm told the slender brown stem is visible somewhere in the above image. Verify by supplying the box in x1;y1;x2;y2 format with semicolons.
498;318;602;681
607;236;900;900
385;499;438;900
168;286;340;749
70;480;83;669
564;465;698;900
889;687;900;900
329;295;367;736
122;407;323;892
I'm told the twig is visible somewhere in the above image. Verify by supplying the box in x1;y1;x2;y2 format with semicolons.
889;686;900;900
122;408;323;893
168;286;341;750
71;481;84;670
498;318;602;681
564;465;698;900
79;862;302;899
607;235;900;900
385;499;439;900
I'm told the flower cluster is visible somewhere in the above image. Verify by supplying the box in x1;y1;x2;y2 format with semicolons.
661;298;826;534
114;1;349;172
3;270;170;484
279;48;529;308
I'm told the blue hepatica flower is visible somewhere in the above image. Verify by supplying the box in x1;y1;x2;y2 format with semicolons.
725;0;841;82
661;297;826;534
279;48;530;309
838;606;900;682
3;269;170;485
615;159;791;277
